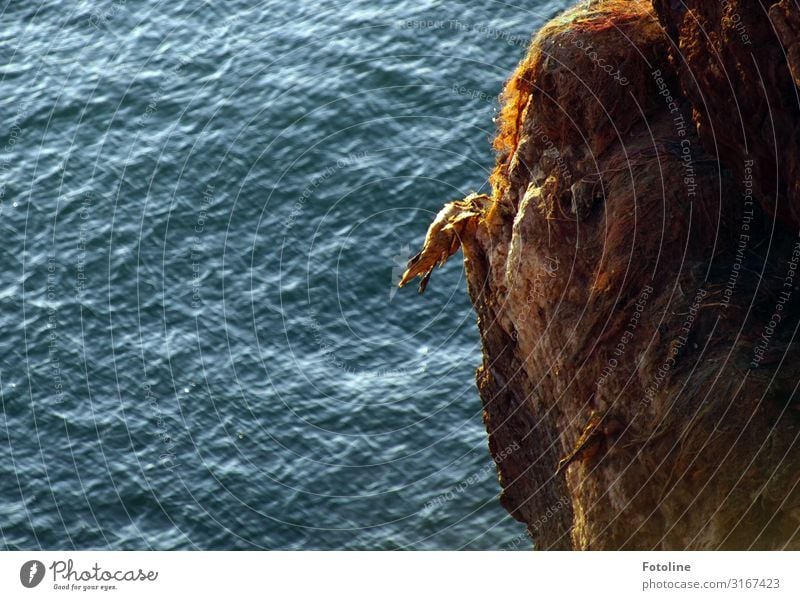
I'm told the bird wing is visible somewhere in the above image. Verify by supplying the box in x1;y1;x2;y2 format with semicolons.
398;198;488;293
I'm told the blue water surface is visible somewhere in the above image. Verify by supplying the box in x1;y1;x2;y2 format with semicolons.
0;0;569;549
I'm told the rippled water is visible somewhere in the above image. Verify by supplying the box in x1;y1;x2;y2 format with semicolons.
0;0;568;549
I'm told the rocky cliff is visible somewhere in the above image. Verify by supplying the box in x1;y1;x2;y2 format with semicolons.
404;0;800;549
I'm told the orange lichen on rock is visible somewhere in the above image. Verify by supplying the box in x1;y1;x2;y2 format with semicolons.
489;0;663;209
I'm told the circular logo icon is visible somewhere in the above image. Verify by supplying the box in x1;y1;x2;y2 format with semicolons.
20;560;45;588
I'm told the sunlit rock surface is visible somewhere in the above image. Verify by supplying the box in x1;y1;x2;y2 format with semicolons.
407;0;800;549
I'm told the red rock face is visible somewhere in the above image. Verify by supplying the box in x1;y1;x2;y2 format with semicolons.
457;0;800;549
651;0;800;230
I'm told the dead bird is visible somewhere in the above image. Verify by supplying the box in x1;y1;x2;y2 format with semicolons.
398;193;491;293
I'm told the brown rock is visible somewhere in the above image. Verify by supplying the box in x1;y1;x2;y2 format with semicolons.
651;0;800;230
404;0;800;549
